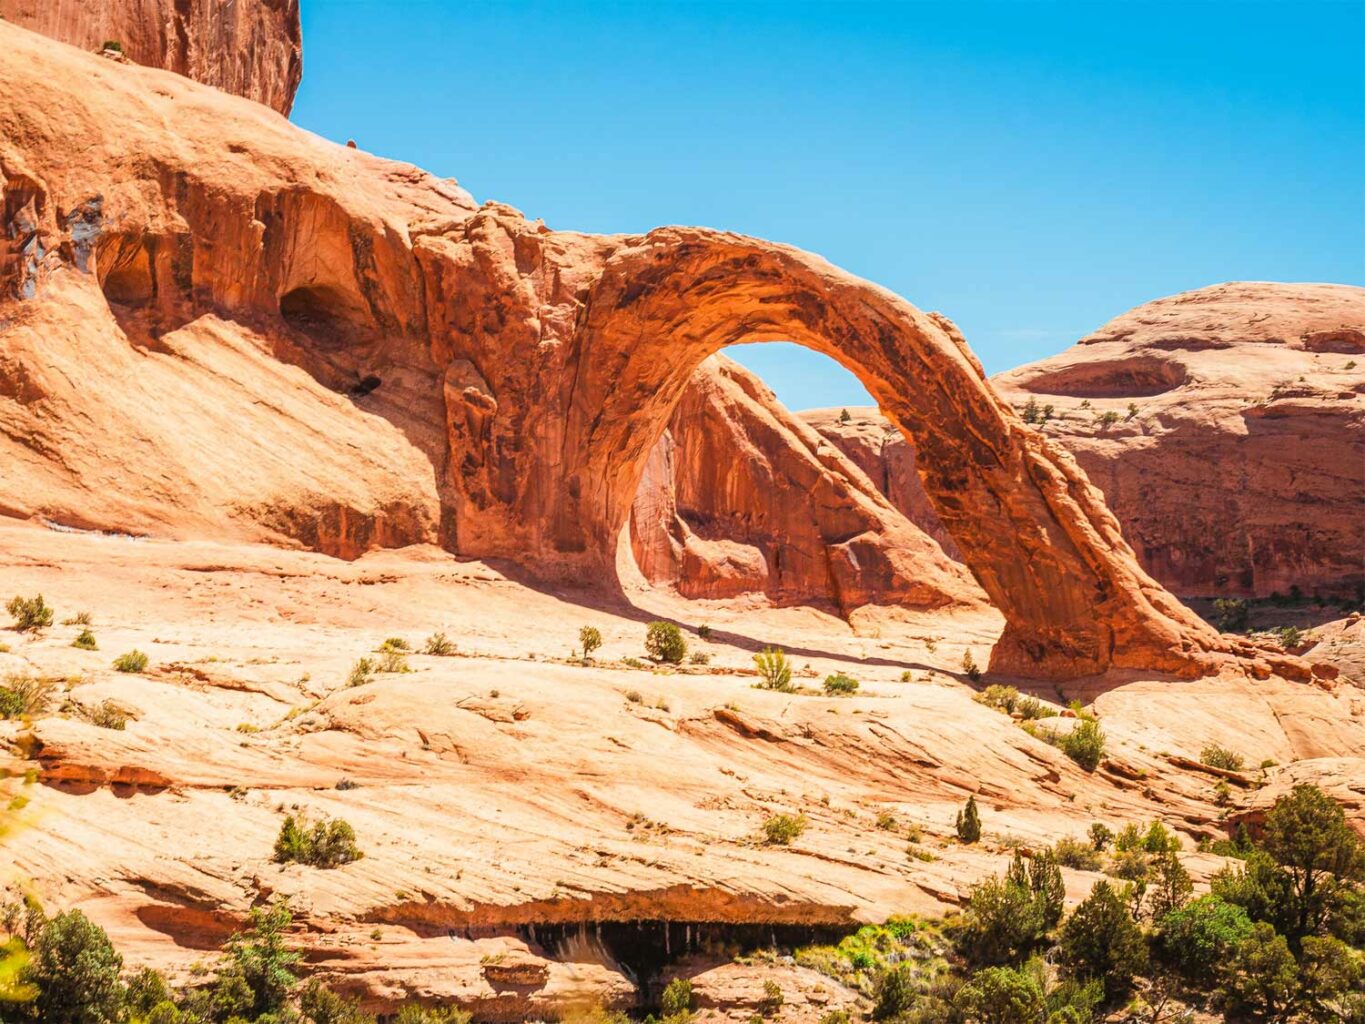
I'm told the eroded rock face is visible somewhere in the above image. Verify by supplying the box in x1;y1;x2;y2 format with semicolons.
807;284;1365;602
627;356;981;613
0;0;302;114
0;24;1283;679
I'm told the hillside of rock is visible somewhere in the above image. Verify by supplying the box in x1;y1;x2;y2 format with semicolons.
0;20;1259;679
0;0;302;114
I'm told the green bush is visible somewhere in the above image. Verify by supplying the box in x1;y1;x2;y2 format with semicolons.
1214;597;1250;631
1088;823;1113;851
84;699;130;731
1156;894;1253;983
1059;719;1105;771
377;648;410;673
1201;743;1245;771
578;626;603;659
659;977;693;1017
645;621;687;664
71;629;98;651
762;813;807;846
953;963;1044;1023
1261;783;1363;940
394;1004;472;1024
300;978;374;1024
823;672;858;695
956;795;981;843
976;684;1018;713
348;657;376;686
871;963;914;1019
753;647;793;692
29;910;124;1024
1051;837;1103;871
112;650;148;673
1058;880;1147;995
273;815;362;868
697;624;712;640
7;595;53;633
961;649;982;682
221;899;300;1018
422;632;456;656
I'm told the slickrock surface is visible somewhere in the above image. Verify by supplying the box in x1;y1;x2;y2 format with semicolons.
808;284;1365;601
628;356;982;613
2;520;1361;1012
0;23;1277;679
0;0;302;114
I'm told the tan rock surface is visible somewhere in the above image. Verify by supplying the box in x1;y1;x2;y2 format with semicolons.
2;520;1361;1010
628;356;982;613
0;0;302;114
808;283;1365;602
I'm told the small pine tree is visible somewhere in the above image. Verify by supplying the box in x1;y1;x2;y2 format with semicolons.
839;408;852;423
1059;881;1148;995
956;795;982;843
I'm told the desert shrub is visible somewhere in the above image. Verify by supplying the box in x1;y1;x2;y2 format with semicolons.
839;408;853;423
977;684;1018;713
29;909;124;1024
112;650;148;673
1110;849;1150;883
422;632;456;656
125;966;171;1017
1096;410;1120;427
876;810;897;831
300;978;375;1024
624;690;642;704
1270;624;1302;649
1059;719;1105;771
101;39;124;53
274;814;362;868
759;979;783;1015
1052;837;1103;871
762;813;807;846
1156;894;1253;983
7;595;53;633
1088;823;1113;851
220;899;300;1018
645;621;687;664
697;624;712;640
348;657;376;686
1145;852;1193;921
753;647;793;692
963;874;1047;965
1058;880;1147;995
689;651;710;666
335;778;359;791
1211;849;1297;936
1020;397;1043;425
1015;695;1055;721
659;977;693;1017
377;648;410;673
871;963;914;1020
62;611;92;626
1214;597;1250;631
71;628;98;651
823;672;858;695
956;795;981;843
0;675;51;719
578;626;602;659
1201;743;1245;772
84;699;131;730
961;650;982;682
1221;922;1299;1020
394;1004;472;1024
379;637;409;652
1261;783;1364;940
953;963;1044;1023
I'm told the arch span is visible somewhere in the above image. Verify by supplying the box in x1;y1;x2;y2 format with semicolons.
553;228;1230;679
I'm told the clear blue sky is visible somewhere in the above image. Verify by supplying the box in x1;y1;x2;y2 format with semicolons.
293;1;1365;411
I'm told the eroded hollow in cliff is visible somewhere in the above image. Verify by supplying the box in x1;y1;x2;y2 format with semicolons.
1013;354;1188;398
279;284;371;347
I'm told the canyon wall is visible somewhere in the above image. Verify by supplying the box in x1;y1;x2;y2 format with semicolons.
801;284;1365;601
0;23;1278;678
0;0;302;114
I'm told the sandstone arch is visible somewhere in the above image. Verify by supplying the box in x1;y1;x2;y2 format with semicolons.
554;228;1230;679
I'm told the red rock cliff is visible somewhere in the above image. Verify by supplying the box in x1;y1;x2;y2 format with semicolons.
0;0;302;114
0;24;1287;679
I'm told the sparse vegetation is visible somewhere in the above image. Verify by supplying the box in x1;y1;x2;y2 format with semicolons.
6;596;53;633
839;408;852;423
660;977;693;1018
1214;596;1250;631
753;647;793;692
644;621;687;664
762;812;807;846
961;649;981;682
696;624;712;640
273;814;362;868
82;699;131;730
62;612;91;626
1201;743;1246;772
112;650;148;674
688;651;710;666
379;637;410;652
1052;836;1104;871
70;629;98;651
823;672;858;695
0;675;51;719
1126;401;1139;420
955;795;981;843
578;626;602;659
348;657;376;686
422;632;456;656
1060;718;1106;771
